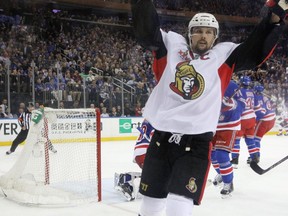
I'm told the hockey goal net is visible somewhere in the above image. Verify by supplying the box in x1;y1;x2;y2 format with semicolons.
0;108;101;206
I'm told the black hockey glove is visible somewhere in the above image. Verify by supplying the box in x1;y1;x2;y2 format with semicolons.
263;0;288;21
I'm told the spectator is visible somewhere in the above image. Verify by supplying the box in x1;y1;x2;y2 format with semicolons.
116;105;123;116
110;106;121;117
88;80;100;105
59;101;65;109
100;107;110;117
0;106;7;118
72;100;80;108
134;102;142;117
124;102;133;117
0;98;8;113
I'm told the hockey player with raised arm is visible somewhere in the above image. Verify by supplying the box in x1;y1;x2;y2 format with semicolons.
211;80;244;198
131;0;288;215
254;84;276;157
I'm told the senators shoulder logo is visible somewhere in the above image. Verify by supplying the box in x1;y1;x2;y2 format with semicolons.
170;61;205;100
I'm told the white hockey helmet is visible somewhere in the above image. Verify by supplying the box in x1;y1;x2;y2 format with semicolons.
188;13;219;39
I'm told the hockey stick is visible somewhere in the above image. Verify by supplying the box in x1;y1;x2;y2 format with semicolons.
228;84;242;100
250;155;288;175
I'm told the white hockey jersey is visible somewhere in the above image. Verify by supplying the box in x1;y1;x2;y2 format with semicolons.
143;31;238;134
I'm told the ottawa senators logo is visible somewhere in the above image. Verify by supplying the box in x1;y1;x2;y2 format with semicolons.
186;177;197;193
170;61;205;100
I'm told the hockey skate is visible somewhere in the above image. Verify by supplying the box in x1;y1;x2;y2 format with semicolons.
49;146;57;153
114;173;135;201
247;155;260;164
220;182;234;199
118;182;135;201
230;156;239;169
6;150;14;155
212;174;223;187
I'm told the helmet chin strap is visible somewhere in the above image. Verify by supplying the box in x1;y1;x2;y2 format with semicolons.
211;37;217;47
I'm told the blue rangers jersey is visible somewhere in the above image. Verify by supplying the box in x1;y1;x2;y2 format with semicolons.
133;119;155;161
254;94;276;121
217;81;244;131
238;87;256;120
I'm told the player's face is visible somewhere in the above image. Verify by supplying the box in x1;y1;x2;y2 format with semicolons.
190;27;216;55
28;106;35;112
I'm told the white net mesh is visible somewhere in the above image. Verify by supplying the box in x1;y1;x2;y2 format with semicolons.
0;108;101;206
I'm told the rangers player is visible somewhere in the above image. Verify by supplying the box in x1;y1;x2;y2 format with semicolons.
211;80;244;197
254;84;276;159
231;76;259;167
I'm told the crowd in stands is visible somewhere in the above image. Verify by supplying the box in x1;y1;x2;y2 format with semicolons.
1;0;288;118
152;0;264;17
101;0;264;18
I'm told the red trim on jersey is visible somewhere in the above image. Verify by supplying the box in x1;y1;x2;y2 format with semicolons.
217;121;241;129
241;110;255;117
198;142;212;205
152;51;166;82
134;144;149;150
258;44;277;67
263;113;276;120
218;63;234;98
220;167;233;175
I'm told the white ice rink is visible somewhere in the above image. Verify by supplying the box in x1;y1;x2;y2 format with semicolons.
0;135;287;216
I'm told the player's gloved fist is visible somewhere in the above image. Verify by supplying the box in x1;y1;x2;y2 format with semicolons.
264;0;288;21
135;154;146;169
221;96;235;112
223;96;234;105
265;0;280;8
279;0;288;23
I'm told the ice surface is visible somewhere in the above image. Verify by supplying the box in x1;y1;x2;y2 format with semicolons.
0;135;287;216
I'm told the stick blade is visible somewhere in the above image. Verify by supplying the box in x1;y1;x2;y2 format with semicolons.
250;161;265;175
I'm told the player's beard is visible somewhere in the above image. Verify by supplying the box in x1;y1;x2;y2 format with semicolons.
192;41;210;55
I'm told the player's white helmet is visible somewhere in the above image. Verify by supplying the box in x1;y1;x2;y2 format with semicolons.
188;13;219;40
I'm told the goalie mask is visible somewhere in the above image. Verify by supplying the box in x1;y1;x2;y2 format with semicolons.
188;13;219;50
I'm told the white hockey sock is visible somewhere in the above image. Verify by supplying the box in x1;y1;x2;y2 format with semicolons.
139;195;166;216
166;193;194;216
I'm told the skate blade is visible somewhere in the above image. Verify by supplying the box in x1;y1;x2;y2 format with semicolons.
221;193;232;199
206;179;213;187
115;187;135;201
114;186;122;192
121;191;135;201
207;179;223;188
